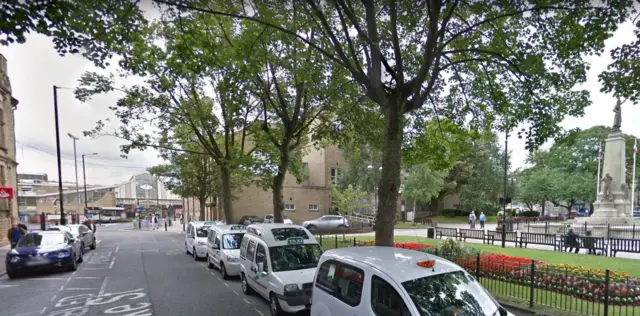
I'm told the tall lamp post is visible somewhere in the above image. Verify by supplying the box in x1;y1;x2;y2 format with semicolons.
53;86;66;224
501;128;510;248
81;153;98;213
367;165;382;215
68;134;80;223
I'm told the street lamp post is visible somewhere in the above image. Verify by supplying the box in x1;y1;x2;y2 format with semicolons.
53;86;67;225
81;153;98;213
68;133;80;223
502;129;510;248
367;165;382;215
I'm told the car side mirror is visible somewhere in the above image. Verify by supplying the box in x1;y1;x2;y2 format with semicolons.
212;244;219;249
68;238;75;244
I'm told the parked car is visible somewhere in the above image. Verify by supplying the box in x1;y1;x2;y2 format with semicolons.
264;214;293;224
49;224;97;253
302;215;349;231
5;230;83;278
238;215;263;226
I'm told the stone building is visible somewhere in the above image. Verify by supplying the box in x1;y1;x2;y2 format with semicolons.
0;54;19;244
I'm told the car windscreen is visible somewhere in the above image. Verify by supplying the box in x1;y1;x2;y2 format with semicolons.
269;244;322;272
196;226;210;238
402;271;500;316
222;233;244;249
17;234;66;247
68;226;80;235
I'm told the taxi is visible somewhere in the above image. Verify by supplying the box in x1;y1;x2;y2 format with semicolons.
238;224;323;316
206;224;247;279
311;246;514;316
185;221;219;260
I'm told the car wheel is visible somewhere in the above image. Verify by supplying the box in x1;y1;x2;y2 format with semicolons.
90;238;97;250
207;256;214;269
241;273;253;295
307;225;316;230
270;293;285;316
6;268;19;279
193;247;198;260
220;263;228;280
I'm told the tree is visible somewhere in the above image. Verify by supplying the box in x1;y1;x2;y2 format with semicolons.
600;16;640;102
517;168;556;214
331;185;367;216
164;0;633;246
74;10;263;224
0;1;146;68
401;164;447;213
148;140;219;220
548;170;597;212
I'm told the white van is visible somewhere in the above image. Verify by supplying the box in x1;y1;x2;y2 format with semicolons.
239;224;323;316
184;221;217;260
311;246;514;316
206;224;247;279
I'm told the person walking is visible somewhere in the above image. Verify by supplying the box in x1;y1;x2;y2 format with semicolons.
564;228;580;253
479;212;486;229
469;211;476;229
152;214;158;230
7;219;26;249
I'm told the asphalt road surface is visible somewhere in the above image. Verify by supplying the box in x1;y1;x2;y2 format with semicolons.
0;223;275;316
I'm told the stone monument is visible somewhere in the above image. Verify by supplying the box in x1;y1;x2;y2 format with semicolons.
586;98;634;222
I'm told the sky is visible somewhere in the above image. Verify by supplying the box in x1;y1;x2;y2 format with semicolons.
0;19;638;186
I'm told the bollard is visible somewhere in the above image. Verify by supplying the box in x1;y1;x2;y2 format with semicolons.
169;220;172;227
138;220;142;230
40;212;46;231
165;221;168;231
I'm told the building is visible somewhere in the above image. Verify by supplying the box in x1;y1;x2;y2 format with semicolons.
17;172;182;217
0;54;19;244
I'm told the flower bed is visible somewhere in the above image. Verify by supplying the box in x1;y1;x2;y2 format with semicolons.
353;241;640;306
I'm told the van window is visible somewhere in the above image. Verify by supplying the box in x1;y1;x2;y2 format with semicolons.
186;224;192;236
214;235;221;248
246;240;257;260
255;244;267;269
371;275;410;316
315;261;364;307
208;230;216;243
315;260;338;293
239;237;249;259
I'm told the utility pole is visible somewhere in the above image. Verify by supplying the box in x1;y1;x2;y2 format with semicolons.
53;86;66;225
502;128;509;248
68;134;80;222
82;153;98;213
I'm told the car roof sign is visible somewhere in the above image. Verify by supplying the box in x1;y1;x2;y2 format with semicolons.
287;237;304;245
230;225;246;230
203;221;216;225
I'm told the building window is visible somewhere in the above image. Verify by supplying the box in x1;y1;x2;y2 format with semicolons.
302;162;309;177
331;168;340;185
284;204;296;212
308;204;319;212
0;108;5;149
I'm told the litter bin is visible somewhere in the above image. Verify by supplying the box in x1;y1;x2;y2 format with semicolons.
427;227;435;239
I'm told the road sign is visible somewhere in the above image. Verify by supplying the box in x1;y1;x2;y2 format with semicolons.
137;205;144;211
0;187;14;199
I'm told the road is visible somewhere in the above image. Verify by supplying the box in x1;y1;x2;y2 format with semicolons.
0;223;274;316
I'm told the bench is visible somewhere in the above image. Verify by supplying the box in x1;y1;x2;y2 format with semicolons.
609;238;640;257
560;236;607;256
436;227;458;239
486;230;517;245
459;229;486;243
520;232;557;250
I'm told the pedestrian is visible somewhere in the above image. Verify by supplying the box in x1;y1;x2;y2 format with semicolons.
7;219;26;249
469;211;476;229
479;212;486;229
564;228;580;253
152;214;158;230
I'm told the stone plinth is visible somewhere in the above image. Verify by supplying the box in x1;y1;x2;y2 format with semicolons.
592;131;632;218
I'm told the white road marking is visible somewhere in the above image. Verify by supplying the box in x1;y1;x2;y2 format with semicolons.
0;284;18;288
39;306;46;315
65;287;98;290
232;290;239;295
82;268;106;270
134;249;159;253
109;257;116;269
12;313;32;316
98;276;109;295
50;295;57;302
243;298;251;304
255;309;264;316
74;276;102;279
114;245;120;253
224;283;229;287
26;277;66;281
96;240;102;244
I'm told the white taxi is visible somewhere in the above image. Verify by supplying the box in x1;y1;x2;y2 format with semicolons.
311;246;514;316
239;224;323;316
185;221;218;260
206;224;247;279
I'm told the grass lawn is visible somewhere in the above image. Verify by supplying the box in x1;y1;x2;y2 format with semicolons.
318;235;640;277
395;216;498;228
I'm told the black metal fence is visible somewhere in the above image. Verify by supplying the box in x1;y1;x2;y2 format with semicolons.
501;220;640;240
317;235;640;316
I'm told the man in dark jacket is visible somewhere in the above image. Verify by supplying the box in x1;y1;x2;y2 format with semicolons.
564;228;580;253
7;220;26;249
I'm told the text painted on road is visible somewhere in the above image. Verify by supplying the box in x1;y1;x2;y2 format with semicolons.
49;288;152;316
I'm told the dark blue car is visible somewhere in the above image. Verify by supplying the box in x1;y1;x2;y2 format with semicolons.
5;230;82;279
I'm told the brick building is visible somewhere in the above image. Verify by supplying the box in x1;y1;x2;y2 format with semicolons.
0;54;19;244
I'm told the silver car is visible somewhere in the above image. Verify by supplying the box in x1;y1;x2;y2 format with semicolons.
48;224;97;253
302;215;349;231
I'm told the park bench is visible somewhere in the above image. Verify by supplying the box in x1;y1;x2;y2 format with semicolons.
486;230;517;245
560;236;607;256
519;232;557;250
436;227;458;240
609;238;640;257
459;229;486;243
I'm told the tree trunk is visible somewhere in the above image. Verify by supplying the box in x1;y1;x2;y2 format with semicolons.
375;105;404;247
220;165;235;224
199;196;206;221
541;203;546;216
272;150;289;224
